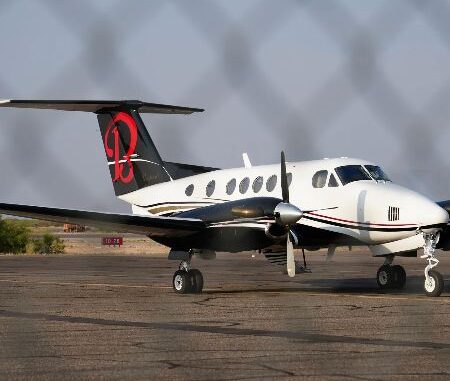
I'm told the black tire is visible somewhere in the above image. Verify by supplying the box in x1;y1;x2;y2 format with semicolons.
377;265;394;290
391;265;406;289
424;270;444;297
189;269;204;293
173;270;191;294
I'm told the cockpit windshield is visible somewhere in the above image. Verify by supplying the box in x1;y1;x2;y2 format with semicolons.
364;165;391;182
335;165;371;185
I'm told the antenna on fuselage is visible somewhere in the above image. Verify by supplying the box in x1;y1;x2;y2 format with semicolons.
242;153;252;168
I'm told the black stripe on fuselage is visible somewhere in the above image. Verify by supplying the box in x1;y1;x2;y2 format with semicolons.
135;200;225;209
302;214;442;232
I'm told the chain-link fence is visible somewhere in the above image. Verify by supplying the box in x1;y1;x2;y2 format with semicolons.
1;2;450;378
1;0;450;212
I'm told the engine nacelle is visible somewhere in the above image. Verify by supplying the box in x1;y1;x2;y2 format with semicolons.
265;223;288;241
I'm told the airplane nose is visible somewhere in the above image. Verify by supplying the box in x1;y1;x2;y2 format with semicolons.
435;204;449;225
422;202;449;227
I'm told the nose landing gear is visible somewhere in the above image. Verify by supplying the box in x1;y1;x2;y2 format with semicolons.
172;260;204;294
421;233;444;297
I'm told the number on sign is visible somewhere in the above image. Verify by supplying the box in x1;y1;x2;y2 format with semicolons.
102;237;123;247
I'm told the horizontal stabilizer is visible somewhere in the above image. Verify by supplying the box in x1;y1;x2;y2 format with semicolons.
0;99;204;114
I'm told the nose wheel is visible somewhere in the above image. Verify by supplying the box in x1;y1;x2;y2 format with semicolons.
421;233;444;297
424;270;444;297
172;260;204;294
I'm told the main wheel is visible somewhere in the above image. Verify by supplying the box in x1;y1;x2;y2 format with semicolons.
424;270;444;297
377;265;394;290
190;269;204;293
173;270;192;294
391;265;406;289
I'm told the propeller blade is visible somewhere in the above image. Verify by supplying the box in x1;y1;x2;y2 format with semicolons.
286;231;295;277
281;151;289;203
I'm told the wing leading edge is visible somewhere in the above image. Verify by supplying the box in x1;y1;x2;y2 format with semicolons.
0;203;205;238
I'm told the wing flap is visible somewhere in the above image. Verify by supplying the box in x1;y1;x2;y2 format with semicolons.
0;203;205;237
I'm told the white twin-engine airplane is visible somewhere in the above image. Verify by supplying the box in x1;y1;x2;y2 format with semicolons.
0;100;449;296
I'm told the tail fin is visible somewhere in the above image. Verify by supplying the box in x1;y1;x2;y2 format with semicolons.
97;109;169;195
0;100;204;195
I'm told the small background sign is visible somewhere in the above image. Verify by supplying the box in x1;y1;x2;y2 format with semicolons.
102;237;123;247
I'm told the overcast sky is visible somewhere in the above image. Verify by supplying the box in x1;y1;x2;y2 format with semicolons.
1;0;450;213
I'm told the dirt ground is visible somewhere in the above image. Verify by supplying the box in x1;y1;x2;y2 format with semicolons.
60;232;168;255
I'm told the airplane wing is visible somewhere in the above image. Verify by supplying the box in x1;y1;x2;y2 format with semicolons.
436;200;450;250
0;203;205;238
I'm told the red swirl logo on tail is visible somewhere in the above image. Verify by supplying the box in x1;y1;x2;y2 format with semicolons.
104;112;138;184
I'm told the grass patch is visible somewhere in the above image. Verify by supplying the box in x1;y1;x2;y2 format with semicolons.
0;219;30;254
28;233;65;254
0;219;65;254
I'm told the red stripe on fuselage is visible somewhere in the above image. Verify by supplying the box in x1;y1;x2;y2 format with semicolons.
307;212;416;227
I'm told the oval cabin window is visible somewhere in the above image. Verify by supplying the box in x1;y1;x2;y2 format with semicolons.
206;180;216;197
239;177;250;194
266;175;277;192
185;184;194;196
252;176;263;193
226;178;236;195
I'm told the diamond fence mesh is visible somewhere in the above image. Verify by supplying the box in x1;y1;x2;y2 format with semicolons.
0;1;449;375
0;0;450;212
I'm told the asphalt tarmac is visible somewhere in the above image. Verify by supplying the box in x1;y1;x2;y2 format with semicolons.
0;249;449;380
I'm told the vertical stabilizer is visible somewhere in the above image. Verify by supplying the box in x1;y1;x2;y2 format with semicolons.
97;109;170;196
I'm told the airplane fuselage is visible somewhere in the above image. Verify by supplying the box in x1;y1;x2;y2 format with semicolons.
120;157;448;253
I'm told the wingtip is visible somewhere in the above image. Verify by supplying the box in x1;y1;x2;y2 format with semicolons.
0;99;10;104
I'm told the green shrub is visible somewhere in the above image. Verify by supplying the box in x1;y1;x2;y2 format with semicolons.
0;219;30;254
30;233;65;254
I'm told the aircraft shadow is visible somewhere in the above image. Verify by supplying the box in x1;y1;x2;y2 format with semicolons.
203;275;450;297
0;308;448;350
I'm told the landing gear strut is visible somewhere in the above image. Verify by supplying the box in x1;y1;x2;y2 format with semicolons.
376;256;406;290
172;259;204;294
421;233;444;297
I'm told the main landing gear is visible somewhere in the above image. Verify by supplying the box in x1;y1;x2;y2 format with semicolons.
421;233;444;297
172;260;204;294
376;257;406;290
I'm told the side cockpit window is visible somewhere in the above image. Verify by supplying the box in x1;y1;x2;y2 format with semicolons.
335;165;371;186
328;174;339;187
312;170;328;188
365;165;391;182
